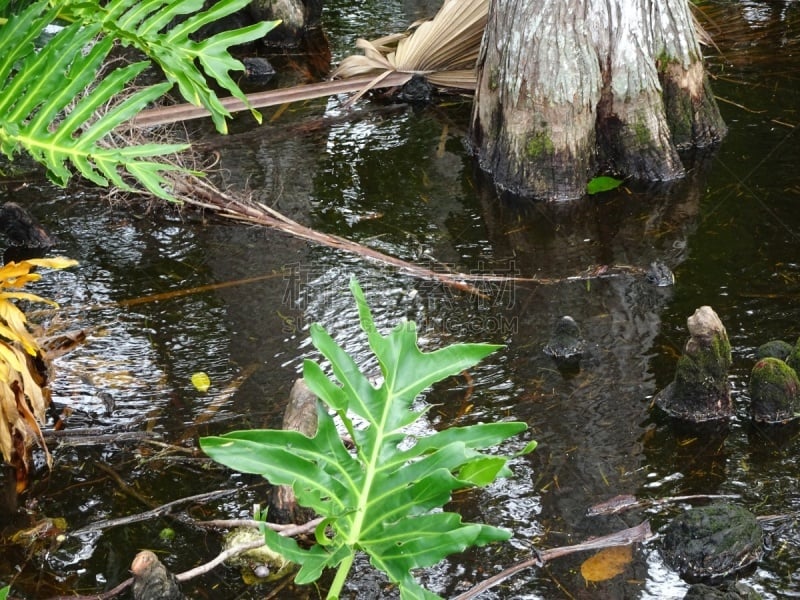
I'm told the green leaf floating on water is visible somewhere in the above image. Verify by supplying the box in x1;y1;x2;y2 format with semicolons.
587;175;624;195
201;278;533;599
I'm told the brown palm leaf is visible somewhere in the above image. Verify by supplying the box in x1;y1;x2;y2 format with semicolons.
0;257;77;492
332;0;488;92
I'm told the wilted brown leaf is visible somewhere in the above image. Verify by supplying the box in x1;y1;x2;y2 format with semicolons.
580;544;633;583
0;257;77;491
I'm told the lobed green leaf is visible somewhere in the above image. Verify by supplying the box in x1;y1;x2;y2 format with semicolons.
201;278;533;597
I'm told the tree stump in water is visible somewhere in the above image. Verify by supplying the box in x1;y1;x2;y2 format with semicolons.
131;550;185;600
655;306;732;422
268;378;318;524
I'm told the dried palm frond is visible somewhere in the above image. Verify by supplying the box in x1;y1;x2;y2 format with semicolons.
332;0;488;92
0;257;78;493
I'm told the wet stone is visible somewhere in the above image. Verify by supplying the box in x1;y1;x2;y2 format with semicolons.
655;306;733;422
662;503;763;582
749;357;800;424
543;315;584;361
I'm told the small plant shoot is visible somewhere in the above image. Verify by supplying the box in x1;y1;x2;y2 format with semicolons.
201;278;534;599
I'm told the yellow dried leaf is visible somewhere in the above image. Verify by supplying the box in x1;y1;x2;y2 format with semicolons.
192;372;211;392
580;545;633;583
24;257;79;270
0;341;24;374
0;291;58;306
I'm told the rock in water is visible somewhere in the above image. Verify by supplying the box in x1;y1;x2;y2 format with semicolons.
662;503;763;582
655;306;733;422
0;202;53;247
749;357;800;423
755;340;793;361
131;550;185;600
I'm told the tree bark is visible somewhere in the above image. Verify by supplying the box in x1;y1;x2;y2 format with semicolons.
470;0;726;201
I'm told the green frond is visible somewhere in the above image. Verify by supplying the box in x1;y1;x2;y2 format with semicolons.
58;0;280;133
0;5;188;200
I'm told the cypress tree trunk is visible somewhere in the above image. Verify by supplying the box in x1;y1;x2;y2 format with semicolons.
470;0;726;201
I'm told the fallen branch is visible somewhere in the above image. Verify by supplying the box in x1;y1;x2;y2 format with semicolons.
170;173;486;296
452;521;653;600
196;516;323;537
586;493;742;516
131;73;413;128
68;488;239;536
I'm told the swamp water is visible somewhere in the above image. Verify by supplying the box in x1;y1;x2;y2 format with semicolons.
2;1;800;598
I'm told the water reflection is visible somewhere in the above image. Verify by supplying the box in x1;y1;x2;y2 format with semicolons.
1;0;800;598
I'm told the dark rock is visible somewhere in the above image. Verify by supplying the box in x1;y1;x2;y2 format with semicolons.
131;550;185;600
397;75;433;105
755;340;793;361
0;202;53;247
662;503;763;582
242;56;276;84
655;306;733;422
543;316;584;360
645;261;675;286
684;581;763;599
749;357;800;423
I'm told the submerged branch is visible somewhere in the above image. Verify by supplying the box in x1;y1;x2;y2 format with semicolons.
452;521;653;600
68;488;239;536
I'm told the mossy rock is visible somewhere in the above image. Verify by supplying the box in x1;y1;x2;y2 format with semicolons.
662;503;763;582
787;337;800;373
750;357;800;423
755;340;793;361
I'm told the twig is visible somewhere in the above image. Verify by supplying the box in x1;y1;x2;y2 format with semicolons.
174;537;274;582
68;489;239;536
586;493;742;516
41;517;322;600
196;516;323;537
43;429;158;446
452;521;653;600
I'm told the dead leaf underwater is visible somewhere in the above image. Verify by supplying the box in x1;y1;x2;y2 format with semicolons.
580;544;633;583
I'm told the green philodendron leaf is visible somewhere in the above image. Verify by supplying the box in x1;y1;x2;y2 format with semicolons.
587;175;624;195
57;0;279;133
0;1;191;200
201;278;535;599
0;584;8;600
